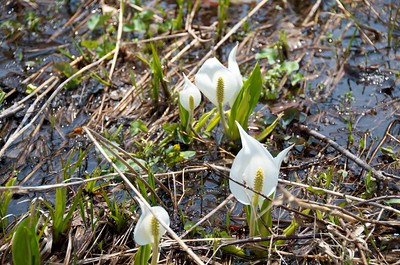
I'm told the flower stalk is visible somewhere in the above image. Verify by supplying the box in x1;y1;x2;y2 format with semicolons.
150;216;160;265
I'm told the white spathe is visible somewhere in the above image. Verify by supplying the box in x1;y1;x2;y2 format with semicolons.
229;121;293;207
195;43;243;107
133;199;170;246
179;73;201;112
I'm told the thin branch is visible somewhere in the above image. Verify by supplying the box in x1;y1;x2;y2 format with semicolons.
298;124;388;181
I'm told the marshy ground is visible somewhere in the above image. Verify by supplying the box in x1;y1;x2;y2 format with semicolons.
0;0;399;264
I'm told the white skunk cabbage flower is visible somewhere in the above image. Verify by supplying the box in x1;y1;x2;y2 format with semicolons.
179;73;201;112
195;43;243;107
133;199;170;246
229;121;293;208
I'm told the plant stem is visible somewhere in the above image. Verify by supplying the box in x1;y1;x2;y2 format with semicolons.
249;208;256;237
249;194;259;237
186;109;193;133
259;199;272;239
151;242;159;265
217;103;229;136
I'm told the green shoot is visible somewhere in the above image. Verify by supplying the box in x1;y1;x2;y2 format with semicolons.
137;44;170;104
255;113;284;141
41;188;82;245
12;204;41;265
194;107;216;132
228;63;262;139
41;149;87;245
0;177;16;235
53;62;82;90
217;0;230;38
134;244;152;265
102;191;129;233
174;0;184;30
178;100;190;132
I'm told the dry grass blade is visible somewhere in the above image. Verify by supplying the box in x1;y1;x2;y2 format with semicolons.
108;0;124;81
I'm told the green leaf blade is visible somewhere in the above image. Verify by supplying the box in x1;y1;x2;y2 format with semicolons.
228;63;262;139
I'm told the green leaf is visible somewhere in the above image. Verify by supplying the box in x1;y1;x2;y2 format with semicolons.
276;219;299;245
183;221;197;231
162;123;179;134
81;40;99;49
180;151;196;159
123;24;134;32
256;113;284;141
115;158;146;174
194;108;216;132
1;177;17;233
228;63;262;139
58;48;75;60
54;186;66;225
139;10;154;21
150;44;169;101
281;108;304;129
54;62;78;78
53;62;81;90
134;244;152;265
291;72;304;85
25;84;37;94
385;199;400;205
12;217;40;265
87;14;110;30
53;186;67;242
338;169;348;178
173;0;184;29
132;19;146;33
306;186;326;195
255;48;278;64
221;245;247;258
95;40;115;58
130;120;149;136
280;61;299;75
138;44;169;103
277;209;310;245
258;198;273;239
178;101;189;131
205;112;221;132
60;189;82;236
380;146;397;159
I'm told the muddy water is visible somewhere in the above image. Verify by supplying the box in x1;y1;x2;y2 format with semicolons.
0;0;399;227
307;3;399;140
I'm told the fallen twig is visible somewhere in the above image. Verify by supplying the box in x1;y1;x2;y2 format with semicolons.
298;124;388;181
